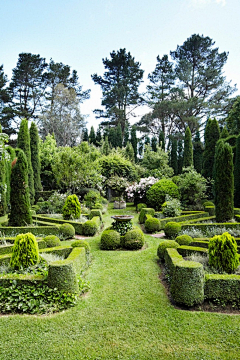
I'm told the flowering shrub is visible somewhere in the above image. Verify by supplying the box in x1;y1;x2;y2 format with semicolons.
162;195;181;217
125;177;158;205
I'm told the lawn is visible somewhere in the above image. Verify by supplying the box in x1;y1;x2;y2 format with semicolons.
0;204;239;360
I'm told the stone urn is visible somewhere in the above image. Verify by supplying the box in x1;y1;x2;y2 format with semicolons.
114;201;126;209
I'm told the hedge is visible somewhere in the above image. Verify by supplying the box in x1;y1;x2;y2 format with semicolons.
164;248;183;277
0;226;60;237
40;246;72;259
139;208;155;224
0;274;45;287
190;240;209;249
0;244;13;255
205;206;215;216
177;245;208;257
82;216;100;236
32;215;86;235
181;222;240;234
183;216;215;224
89;209;102;221
158;212;209;229
144;215;160;233
204;274;240;305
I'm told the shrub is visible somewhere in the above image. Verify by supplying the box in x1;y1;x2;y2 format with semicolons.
71;240;91;254
100;230;120;250
92;202;103;210
62;194;81;220
208;232;239;273
162;195;181;217
123;228;145;250
89;209;102;221
137;203;147;212
44;235;61;248
126;177;158;204
144;216;160;233
84;190;101;209
10;233;39;270
82;217;100;236
139;208;155;224
203;201;214;207
175;234;193;246
59;223;75;240
157;240;179;261
146;179;179;211
164;222;181;239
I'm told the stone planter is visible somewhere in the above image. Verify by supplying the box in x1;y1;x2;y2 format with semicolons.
114;201;126;209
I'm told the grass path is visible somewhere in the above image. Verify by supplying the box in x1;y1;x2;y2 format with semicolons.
0;205;240;359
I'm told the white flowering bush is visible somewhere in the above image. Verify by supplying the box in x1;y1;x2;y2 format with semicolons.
125;177;158;204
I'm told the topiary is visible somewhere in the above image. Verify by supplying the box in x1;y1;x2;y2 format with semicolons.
89;209;102;221
175;234;193;246
10;233;39;269
100;230;120;250
123;228;145;250
202;201;214;207
71;240;91;254
92;202;103;210
44;235;61;248
146;179;179;211
139;208;155;224
59;223;75;240
164;222;181;239
84;190;101;209
157;240;179;261
62;194;81;220
144;216;160;233
82;219;98;236
137;203;147;212
208;232;239;273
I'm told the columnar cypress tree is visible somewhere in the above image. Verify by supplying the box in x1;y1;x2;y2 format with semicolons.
115;123;123;148
82;128;89;142
170;138;178;175
17;119;35;204
151;136;158;152
5;146;15;211
9;149;32;226
0;125;7;216
123;122;130;147
234;135;240;207
159;131;165;151
220;126;229;139
177;140;183;174
125;141;135;163
30;122;42;193
130;126;138;162
202;118;220;179
89;126;96;145
183;127;193;168
102;136;111;155
214;140;234;222
95;126;102;146
193;131;203;173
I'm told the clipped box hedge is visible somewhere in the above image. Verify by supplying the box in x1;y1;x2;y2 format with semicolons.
164;248;183;277
139;208;155;224
0;274;45;287
181;222;240;234
39;246;72;258
158;212;209;229
183;216;215;224
177;245;208;257
205;274;240;305
0;226;60;237
32;215;85;235
190;240;209;249
205;206;215;216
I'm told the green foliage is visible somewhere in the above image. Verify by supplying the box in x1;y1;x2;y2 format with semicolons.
175;234;193;246
177;139;183;174
164;222;181;239
9;149;32;226
98;152;137;182
157;240;179;261
92;203;103;210
234;135;240;207
36;191;69;214
208;232;239;273
112;220;133;236
62;194;81;220
82;217;100;236
71;240;91;254
125;141;135;163
89;209;102;220
151;136;158;152
100;230;120;250
220;126;229;139
141;144;173;179
17;118;35;204
43;235;61;248
183;127;193;167
170;138;178;175
226;96;240;134
203;201;214;207
39;134;57;190
137;203;147;212
214;141;234;222
144;216;160;233
59;223;75;240
10;233;39;270
159;131;165;151
84;190;101;209
146;179;179;211
162;196;181;217
123;228;145;250
193;131;203;173
139;208;155;224
89;126;96;145
30;122;42;193
205;273;240;307
202;118;220;180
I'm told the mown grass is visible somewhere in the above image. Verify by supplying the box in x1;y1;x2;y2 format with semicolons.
0;203;240;359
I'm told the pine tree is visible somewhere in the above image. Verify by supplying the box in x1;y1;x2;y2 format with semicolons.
159;131;165;151
82;128;89;142
183;127;193;167
234;135;240;207
95;126;102;146
17;119;35;204
202;118;220;179
193;131;203;173
214;140;234;222
9;149;32;226
177;140;183;174
170;138;178;175
125;141;135;162
30;122;42;193
220;126;229;139
130;126;138;162
0;125;7;215
151;136;158;152
89;126;96;145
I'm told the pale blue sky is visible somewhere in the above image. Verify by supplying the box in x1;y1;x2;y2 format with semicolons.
1;0;239;129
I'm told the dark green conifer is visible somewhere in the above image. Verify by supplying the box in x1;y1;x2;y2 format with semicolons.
125;141;135;163
30;122;42;193
214;140;234;222
220;126;229;139
202;118;220;179
130;126;138;162
0;125;7;215
89;126;96;145
5;146;16;210
123;121;130;147
170;138;178;175
102;136;111;155
193;131;203;173
9;149;32;226
177;140;183;174
159;131;165;150
183;127;193;168
151;136;158;152
95;126;102;146
145;135;150;146
82;128;89;142
116;123;123;148
17;119;35;204
234;135;240;207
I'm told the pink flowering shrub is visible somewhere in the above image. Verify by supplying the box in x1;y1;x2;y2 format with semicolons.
125;177;158;205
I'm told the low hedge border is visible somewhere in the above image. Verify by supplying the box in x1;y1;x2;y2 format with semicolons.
183;216;215;224
177;245;208;257
32;215;85;235
39;246;72;258
158;212;209;229
0;226;60;237
82;216;101;236
190;240;209;249
0;274;45;287
181;223;240;234
204;274;240;305
164;248;183;277
234;208;240;216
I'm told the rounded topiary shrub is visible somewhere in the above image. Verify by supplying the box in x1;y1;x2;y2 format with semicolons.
157;240;179;261
164;222;181;239
11;233;39;269
139;208;155;224
123;228;145;250
62;194;81;220
59;223;75;240
146;179;180;211
208;232;239;273
203;201;214;207
144;216;160;233
137;203;147;212
100;230;120;250
44;235;61;248
82;220;98;236
175;234;193;246
71;240;91;254
92;202;103;210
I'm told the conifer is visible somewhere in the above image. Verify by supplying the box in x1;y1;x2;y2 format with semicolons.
202;118;220;179
183;127;193;167
30;122;42;193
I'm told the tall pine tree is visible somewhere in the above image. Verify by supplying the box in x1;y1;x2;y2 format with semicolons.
95;126;102;146
30;122;42;193
0;125;7;215
183;127;193;168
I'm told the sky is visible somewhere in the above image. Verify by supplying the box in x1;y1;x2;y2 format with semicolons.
1;0;240;130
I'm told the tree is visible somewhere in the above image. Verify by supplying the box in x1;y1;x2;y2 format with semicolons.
17;119;35;204
5;146;15;209
9;149;32;226
0;125;8;215
141;144;173;179
39;133;57;190
170;138;178;175
30;122;42;193
89;126;96;145
177;139;183;174
38;84;86;146
101;136;111;156
130;126;138;162
115;123;123;148
0;65;15;137
234;135;240;207
220;126;229;139
82;128;89;142
124;141;135;163
159;131;165;151
214;140;234;222
193;131;203;173
151;136;158;152
95;126;102;146
183;127;193;167
202;118;220;179
92;48;144;135
226;96;240;134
